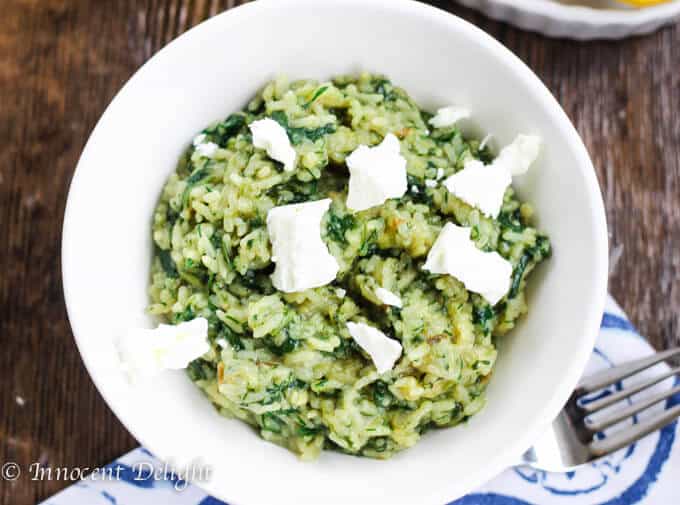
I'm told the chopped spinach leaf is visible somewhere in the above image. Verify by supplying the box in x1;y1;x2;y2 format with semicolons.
368;437;389;452
420;109;434;126
173;306;195;323
218;322;244;351
303;85;329;108
187;167;210;185
326;211;356;244
472;304;495;335
210;231;223;252
298;123;336;143
478;145;494;164
270;110;289;128
509;253;531;299
242;269;259;287
203;114;245;146
329;106;351;127
498;210;524;232
267;178;319;205
266;336;298;356
212;232;234;270
186;358;216;381
432;128;465;147
158;248;178;278
262;377;294;406
473;360;491;370
406;175;432;205
328;337;360;359
359;229;378;256
373;380;394;408
506;235;551;300
181;164;212;208
270;111;335;145
248;215;264;228
297;423;324;437
533;235;552;259
373;78;396;101
264;325;299;356
261;412;284;434
166;206;179;226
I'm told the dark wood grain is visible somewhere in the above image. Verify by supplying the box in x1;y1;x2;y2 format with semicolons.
0;1;678;503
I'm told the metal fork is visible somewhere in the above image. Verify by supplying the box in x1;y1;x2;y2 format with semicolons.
520;347;680;471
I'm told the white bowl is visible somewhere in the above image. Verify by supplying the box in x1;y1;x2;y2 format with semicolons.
61;1;608;504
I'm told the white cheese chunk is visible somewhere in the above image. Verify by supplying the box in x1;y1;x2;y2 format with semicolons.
494;134;541;176
335;287;347;299
444;159;511;219
346;322;402;374
193;132;220;157
193;133;207;146
428;106;471;128
345;133;407;211
423;222;512;305
436;167;445;180
443;134;541;218
117;318;210;381
425;179;438;188
249;118;296;171
267;199;339;293
375;287;403;308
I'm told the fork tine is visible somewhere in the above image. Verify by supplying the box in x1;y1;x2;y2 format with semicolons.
589;404;680;458
580;366;680;414
577;347;680;394
585;384;680;433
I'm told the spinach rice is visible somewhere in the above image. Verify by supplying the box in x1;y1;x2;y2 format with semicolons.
148;73;551;460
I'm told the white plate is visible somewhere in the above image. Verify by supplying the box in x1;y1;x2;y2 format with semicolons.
456;0;680;39
61;1;608;504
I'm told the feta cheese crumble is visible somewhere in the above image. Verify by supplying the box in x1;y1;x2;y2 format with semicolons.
375;287;403;308
267;199;340;293
443;134;541;218
423;222;513;305
195;142;219;158
494;134;541;176
192;133;219;158
192;133;207;146
346;322;402;374
249;118;296;171
345;133;407;212
428;105;471;129
117;318;210;381
425;179;438;188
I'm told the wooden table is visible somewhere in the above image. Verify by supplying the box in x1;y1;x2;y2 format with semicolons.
1;1;678;503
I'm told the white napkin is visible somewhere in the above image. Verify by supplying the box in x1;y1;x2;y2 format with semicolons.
42;296;680;505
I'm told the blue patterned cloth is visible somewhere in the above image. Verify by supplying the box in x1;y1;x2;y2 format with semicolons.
43;296;680;505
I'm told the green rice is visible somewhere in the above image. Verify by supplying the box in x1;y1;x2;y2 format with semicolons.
148;73;551;460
